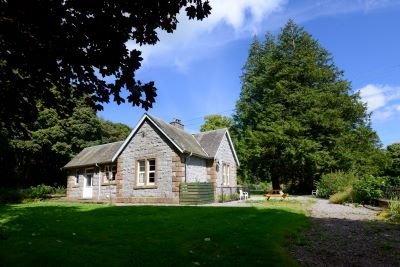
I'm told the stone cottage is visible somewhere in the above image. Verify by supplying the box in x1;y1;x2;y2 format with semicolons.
64;113;240;203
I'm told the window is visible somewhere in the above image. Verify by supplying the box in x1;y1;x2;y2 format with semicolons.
137;160;145;185
147;159;156;185
103;165;117;184
136;159;156;186
75;170;81;185
85;168;94;187
223;164;230;185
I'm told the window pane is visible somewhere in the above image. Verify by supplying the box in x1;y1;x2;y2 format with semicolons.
149;172;155;183
139;173;144;184
149;159;155;171
138;160;145;171
86;175;92;187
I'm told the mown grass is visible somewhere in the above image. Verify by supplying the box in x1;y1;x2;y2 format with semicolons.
247;198;316;215
0;202;309;267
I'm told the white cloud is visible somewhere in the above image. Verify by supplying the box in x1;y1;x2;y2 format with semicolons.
358;84;386;111
130;0;287;71
357;84;400;121
128;0;400;72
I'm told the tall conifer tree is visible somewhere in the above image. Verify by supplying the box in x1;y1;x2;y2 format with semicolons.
234;20;384;191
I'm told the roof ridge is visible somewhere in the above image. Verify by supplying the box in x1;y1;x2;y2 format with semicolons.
84;140;124;149
191;134;209;157
197;128;227;135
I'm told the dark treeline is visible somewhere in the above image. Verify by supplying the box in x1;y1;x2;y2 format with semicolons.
0;99;130;187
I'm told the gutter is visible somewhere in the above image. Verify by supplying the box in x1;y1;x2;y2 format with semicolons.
96;163;101;201
184;152;192;183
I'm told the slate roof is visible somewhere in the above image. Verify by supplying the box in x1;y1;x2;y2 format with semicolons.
194;128;227;158
147;114;209;158
65;114;239;169
63;141;124;169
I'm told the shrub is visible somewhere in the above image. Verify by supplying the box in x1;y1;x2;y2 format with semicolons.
25;184;55;199
316;171;359;198
0;188;24;203
218;193;240;202
329;187;353;204
389;198;400;222
353;175;384;204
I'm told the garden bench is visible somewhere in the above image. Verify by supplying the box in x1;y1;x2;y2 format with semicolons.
264;190;288;200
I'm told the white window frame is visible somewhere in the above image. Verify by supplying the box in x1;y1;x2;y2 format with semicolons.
85;168;94;187
103;165;117;184
147;159;156;185
223;164;230;185
136;159;156;186
137;160;146;186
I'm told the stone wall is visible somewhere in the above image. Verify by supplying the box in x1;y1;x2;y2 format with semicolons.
215;133;238;195
66;169;82;199
115;120;180;203
66;166;117;201
186;156;208;183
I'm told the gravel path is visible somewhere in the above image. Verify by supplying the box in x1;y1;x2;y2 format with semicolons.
310;198;378;220
291;198;400;267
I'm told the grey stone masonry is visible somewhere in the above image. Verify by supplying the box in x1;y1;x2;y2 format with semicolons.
67;166;117;201
215;133;237;194
116;120;180;203
67;169;82;199
186;156;208;183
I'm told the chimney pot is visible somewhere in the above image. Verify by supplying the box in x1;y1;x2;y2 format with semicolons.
170;119;184;130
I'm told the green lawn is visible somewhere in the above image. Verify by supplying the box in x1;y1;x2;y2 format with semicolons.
0;202;309;267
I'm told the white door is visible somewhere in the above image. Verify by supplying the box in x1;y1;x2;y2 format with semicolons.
82;172;93;198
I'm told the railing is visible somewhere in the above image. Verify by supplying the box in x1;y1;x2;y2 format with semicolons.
216;186;249;203
384;186;400;199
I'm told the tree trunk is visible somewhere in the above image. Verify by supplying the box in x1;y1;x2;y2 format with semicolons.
272;176;281;190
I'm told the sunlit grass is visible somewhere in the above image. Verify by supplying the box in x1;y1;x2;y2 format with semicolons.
0;202;309;267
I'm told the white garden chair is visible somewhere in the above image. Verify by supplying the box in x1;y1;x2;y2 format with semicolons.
312;189;318;197
239;189;249;200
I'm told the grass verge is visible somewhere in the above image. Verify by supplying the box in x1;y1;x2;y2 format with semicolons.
0;202;309;267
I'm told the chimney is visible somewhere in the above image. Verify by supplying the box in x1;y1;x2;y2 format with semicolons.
170;119;184;130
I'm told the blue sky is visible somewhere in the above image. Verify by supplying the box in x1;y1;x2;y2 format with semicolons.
99;0;400;147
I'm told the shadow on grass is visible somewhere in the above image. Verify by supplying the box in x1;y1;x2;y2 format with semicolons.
0;203;309;267
291;216;400;267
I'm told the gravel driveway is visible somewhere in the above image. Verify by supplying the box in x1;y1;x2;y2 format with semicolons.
291;198;400;267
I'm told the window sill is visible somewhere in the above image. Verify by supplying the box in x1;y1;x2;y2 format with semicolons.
101;182;116;186
133;185;157;190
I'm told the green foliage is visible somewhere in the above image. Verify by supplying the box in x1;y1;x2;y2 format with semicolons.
389;198;400;222
0;185;66;203
353;175;385;204
0;188;24;203
200;114;233;132
218;193;240;202
329;187;354;204
1;1;211;136
1;98;131;187
316;171;358;198
25;184;64;199
246;182;271;193
385;143;400;177
234;20;384;192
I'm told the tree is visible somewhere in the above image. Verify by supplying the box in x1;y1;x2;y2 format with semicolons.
1;99;131;187
234;20;384;192
0;0;211;134
386;143;400;178
200;114;233;132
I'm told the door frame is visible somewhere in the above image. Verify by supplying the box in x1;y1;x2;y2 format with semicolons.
82;168;94;198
